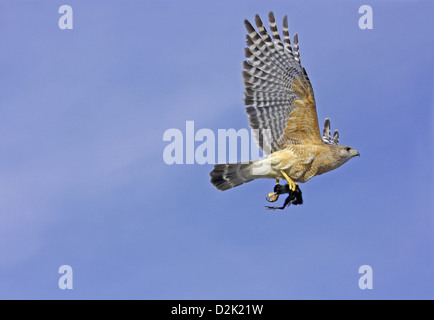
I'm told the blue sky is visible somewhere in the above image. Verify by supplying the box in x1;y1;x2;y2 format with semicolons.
0;0;433;299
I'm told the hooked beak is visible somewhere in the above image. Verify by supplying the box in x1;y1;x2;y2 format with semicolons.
351;149;360;157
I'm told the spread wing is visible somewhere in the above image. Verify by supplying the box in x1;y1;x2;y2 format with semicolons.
243;12;322;154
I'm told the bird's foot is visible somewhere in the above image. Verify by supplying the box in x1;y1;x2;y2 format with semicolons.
287;180;298;192
266;192;279;202
265;183;303;210
279;170;298;192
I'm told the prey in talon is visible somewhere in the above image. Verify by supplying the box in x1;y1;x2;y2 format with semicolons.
266;183;303;210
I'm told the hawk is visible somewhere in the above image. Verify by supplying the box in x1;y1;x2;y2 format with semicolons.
210;12;359;204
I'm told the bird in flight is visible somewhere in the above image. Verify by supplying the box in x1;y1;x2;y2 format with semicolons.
210;12;359;206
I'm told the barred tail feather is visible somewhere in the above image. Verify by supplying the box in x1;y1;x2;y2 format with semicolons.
210;163;254;191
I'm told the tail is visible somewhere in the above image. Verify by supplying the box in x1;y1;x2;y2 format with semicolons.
210;162;254;191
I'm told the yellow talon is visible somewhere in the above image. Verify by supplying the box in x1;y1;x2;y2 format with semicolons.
280;170;298;192
266;192;279;202
266;179;280;202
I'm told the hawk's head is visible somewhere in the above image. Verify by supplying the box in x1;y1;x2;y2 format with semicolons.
331;145;360;167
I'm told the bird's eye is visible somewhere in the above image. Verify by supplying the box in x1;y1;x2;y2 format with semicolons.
346;147;351;152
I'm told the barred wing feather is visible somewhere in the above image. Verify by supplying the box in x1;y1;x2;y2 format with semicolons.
243;12;322;153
